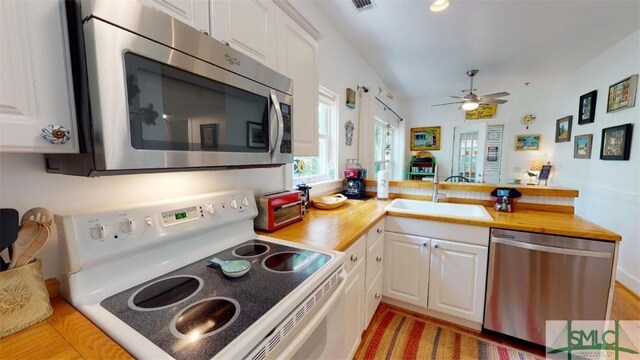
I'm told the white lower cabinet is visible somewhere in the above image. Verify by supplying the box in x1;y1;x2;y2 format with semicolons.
343;235;366;359
383;216;490;327
343;218;386;357
383;233;429;307
428;239;488;323
364;218;385;328
365;270;383;328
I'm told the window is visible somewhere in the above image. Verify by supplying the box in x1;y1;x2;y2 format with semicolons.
293;87;338;184
373;119;394;174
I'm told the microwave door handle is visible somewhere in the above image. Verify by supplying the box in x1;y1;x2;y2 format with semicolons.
269;90;284;157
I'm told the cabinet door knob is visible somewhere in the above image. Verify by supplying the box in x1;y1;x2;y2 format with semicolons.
351;255;358;262
422;242;427;247
41;125;71;144
434;244;439;249
374;293;381;299
376;256;382;262
376;228;383;234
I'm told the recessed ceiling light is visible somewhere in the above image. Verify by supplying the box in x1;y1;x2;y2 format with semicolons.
430;0;450;12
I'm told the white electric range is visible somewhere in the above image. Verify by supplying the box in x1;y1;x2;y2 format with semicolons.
56;190;346;360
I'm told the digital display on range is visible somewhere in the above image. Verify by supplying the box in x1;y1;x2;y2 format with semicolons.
161;206;198;227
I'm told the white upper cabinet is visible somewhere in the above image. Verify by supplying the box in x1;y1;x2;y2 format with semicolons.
139;0;210;33
275;6;319;157
0;0;77;153
211;0;277;68
428;239;488;323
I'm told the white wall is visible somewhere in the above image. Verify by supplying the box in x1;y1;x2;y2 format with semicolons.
289;0;401;176
549;30;640;295
0;153;288;278
402;82;556;183
403;30;640;294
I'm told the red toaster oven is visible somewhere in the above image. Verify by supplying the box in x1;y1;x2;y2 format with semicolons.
254;190;303;231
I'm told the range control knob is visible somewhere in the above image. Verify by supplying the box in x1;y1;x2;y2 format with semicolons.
122;218;136;234
91;224;109;240
145;216;153;226
230;199;238;209
242;197;249;206
206;204;215;214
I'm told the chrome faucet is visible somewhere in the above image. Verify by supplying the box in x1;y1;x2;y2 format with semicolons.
432;165;446;203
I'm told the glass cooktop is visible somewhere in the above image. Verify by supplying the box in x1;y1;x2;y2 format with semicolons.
100;240;331;360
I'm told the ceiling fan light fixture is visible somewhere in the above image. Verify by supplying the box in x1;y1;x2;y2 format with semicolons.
430;0;450;12
461;101;479;111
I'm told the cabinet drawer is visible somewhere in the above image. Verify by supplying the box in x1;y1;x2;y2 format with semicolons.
345;235;366;274
365;236;384;289
365;270;383;329
366;218;385;248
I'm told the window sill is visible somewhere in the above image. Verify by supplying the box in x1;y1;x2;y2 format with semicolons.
293;179;342;198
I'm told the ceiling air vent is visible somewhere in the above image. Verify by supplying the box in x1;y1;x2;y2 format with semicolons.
352;0;374;11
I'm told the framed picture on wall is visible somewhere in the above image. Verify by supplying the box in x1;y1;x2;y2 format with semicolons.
515;134;541;151
346;88;356;109
574;134;593;159
600;123;633;160
555;116;572;143
578;90;597;125
410;126;441;151
607;74;638;113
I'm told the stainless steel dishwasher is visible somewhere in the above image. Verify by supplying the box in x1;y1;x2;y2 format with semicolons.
483;228;615;346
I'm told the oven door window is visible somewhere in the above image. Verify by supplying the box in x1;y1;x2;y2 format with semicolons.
273;205;301;226
124;53;269;152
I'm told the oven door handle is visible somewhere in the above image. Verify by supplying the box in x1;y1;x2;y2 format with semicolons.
275;270;346;359
269;90;284;158
273;200;302;211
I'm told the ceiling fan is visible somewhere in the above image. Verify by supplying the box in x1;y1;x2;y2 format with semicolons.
431;69;510;110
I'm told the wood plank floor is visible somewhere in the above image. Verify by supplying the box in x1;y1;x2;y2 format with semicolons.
354;282;640;359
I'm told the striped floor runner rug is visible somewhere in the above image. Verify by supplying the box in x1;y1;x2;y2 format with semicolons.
356;304;543;360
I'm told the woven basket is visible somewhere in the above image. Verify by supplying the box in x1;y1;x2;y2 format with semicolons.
312;194;348;210
0;259;53;338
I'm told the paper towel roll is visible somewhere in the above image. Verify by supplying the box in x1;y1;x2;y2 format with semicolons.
377;169;389;200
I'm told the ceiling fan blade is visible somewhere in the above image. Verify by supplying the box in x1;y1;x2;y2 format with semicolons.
431;101;464;107
450;96;464;99
480;99;508;104
431;101;463;107
479;92;510;99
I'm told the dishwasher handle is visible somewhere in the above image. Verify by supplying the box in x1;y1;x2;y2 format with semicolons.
491;236;612;259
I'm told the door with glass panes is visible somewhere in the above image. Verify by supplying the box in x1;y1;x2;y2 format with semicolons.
452;123;486;183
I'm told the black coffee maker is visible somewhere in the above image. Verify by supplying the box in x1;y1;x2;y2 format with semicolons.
344;167;367;199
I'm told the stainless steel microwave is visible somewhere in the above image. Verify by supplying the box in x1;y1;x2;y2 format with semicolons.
46;0;293;176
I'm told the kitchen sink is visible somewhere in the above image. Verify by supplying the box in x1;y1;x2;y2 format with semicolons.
385;198;494;221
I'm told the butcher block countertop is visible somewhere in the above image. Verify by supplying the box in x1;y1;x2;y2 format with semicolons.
258;197;391;250
263;197;621;247
0;197;620;360
385;207;622;241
